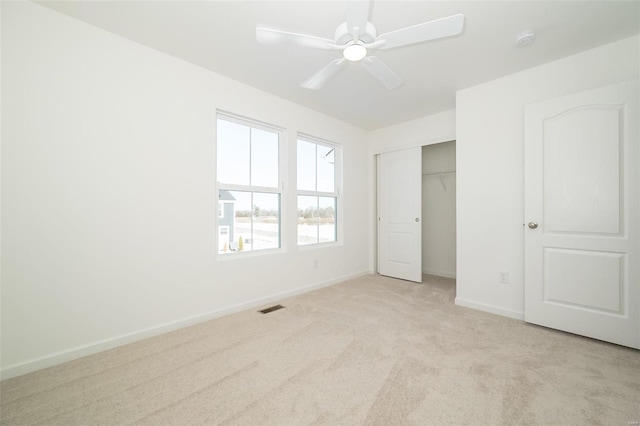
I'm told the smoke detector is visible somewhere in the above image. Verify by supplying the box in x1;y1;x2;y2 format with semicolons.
515;31;536;47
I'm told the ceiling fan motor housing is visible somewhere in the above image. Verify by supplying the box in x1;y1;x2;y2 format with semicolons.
334;21;377;45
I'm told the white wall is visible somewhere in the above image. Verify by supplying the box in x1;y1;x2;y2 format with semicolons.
1;2;370;378
369;109;455;154
422;142;456;278
456;35;640;319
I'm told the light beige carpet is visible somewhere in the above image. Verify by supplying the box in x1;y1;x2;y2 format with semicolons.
1;274;639;425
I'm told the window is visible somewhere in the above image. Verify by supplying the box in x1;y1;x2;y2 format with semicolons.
217;113;282;254
297;135;340;245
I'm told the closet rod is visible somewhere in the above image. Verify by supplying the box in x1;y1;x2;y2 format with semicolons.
422;170;455;176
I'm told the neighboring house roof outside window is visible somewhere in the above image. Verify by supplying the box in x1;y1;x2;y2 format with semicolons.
219;190;236;202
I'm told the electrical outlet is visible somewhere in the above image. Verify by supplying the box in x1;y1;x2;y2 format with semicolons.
499;272;509;284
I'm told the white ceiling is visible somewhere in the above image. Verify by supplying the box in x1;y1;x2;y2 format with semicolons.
40;0;639;130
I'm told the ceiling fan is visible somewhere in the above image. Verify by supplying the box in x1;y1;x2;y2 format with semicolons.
256;1;464;90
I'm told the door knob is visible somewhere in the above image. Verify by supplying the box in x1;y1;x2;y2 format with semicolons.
415;218;420;222
528;221;538;229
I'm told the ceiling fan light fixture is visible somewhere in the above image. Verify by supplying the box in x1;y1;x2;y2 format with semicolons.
343;42;367;61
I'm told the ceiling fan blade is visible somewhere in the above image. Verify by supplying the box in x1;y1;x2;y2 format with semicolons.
346;1;371;38
256;27;338;50
377;13;464;50
361;56;403;90
302;58;348;90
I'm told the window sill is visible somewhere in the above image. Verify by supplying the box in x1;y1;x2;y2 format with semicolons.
216;247;286;261
298;241;342;251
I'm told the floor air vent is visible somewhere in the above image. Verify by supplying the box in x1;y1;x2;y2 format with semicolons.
259;304;285;314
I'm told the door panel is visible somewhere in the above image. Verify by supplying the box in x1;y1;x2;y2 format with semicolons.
524;80;639;349
543;248;624;314
377;148;422;282
543;106;622;235
388;232;413;264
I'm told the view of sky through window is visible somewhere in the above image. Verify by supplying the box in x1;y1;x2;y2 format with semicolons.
297;140;335;193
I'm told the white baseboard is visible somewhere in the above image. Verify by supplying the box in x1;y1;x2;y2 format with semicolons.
1;270;370;381
422;268;456;279
454;297;524;321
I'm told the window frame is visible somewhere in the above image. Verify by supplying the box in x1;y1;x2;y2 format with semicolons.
296;133;343;247
215;111;285;258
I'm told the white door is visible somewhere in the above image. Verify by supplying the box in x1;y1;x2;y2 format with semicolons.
524;80;639;349
377;147;422;282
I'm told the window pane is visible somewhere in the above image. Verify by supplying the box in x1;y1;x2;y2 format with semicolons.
218;190;250;253
217;119;250;185
297;195;318;245
317;145;335;193
319;196;336;243
252;192;280;251
218;190;281;253
251;128;279;188
297;140;316;191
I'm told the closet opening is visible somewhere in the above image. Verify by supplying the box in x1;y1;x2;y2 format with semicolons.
421;141;456;285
